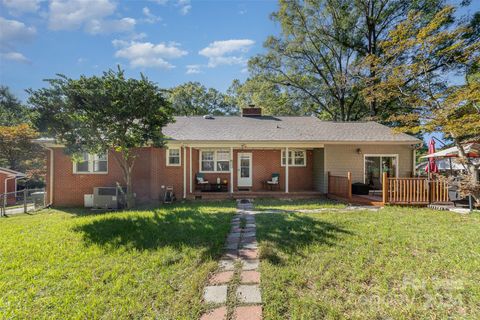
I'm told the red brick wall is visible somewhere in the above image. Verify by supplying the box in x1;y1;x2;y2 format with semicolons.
0;172;16;194
50;147;153;206
47;147;314;206
150;148;184;201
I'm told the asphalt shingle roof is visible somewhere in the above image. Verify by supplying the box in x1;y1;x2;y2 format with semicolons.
163;116;420;143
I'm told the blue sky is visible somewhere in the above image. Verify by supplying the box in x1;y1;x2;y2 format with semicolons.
0;0;478;105
0;0;279;101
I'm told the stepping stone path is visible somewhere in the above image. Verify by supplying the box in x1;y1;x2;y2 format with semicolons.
200;199;262;320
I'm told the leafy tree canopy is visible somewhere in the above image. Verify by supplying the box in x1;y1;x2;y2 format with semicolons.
363;6;480;203
167;81;238;116
248;0;450;121
0;86;31;125
28;67;174;208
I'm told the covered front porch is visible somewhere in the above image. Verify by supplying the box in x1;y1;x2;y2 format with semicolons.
167;141;326;200
189;190;324;200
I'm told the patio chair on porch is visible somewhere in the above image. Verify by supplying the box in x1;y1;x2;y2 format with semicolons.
263;173;280;191
195;173;209;191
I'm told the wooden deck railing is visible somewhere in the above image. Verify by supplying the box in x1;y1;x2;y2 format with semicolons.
383;173;449;205
327;172;352;201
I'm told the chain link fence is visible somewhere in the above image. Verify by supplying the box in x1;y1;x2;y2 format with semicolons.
0;188;46;217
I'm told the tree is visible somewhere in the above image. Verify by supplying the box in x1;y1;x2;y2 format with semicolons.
249;0;363;120
227;77;312;116
28;67;174;208
167;81;238;116
0;124;41;169
0;86;31;125
249;0;445;121
362;6;480;204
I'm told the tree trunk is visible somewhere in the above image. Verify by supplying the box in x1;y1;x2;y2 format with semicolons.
125;167;135;209
112;150;136;209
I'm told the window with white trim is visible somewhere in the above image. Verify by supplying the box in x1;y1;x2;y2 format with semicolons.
281;150;306;166
167;148;181;166
200;150;230;172
74;152;108;173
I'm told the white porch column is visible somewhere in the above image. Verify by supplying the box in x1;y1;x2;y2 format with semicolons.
285;147;289;193
189;147;192;193
183;146;187;199
230;147;234;193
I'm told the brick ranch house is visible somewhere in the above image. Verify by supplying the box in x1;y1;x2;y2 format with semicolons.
34;107;420;207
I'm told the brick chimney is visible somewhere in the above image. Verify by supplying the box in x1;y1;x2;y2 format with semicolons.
241;104;262;117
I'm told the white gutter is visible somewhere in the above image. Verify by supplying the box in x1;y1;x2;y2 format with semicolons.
183;146;187;199
285;147;289;193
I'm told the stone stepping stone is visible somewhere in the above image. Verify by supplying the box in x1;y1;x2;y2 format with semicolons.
233;305;262;320
231;226;242;233
241;259;259;271
227;232;241;239
224;242;238;250
236;285;262;304
245;223;256;228
204;285;228;303
240;242;258;249
239;249;258;259
209;271;234;285
200;306;227;320
243;227;256;233
243;231;256;238
240;270;260;284
218;259;235;271
240;236;256;244
222;249;238;260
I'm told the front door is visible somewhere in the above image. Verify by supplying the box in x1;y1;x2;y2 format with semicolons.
237;153;252;187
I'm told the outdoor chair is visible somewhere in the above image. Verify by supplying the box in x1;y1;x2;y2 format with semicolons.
263;173;280;191
195;173;209;191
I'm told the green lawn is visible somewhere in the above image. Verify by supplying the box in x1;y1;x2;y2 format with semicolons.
2;199;479;319
256;206;480;319
0;201;236;319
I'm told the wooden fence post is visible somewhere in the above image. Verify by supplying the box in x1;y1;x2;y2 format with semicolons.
382;172;388;204
23;189;27;213
347;172;352;201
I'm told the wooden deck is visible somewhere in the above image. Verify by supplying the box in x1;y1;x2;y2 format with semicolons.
327;194;385;206
188;191;324;200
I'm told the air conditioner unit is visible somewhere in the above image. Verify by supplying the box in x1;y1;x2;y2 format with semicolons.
92;187;127;209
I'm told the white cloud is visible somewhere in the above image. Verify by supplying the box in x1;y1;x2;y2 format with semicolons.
2;0;40;14
113;41;188;69
186;64;201;74
48;0;135;34
0;17;36;44
0;51;30;63
199;39;254;67
148;0;191;15
177;0;191;15
0;17;36;62
149;0;168;4
142;6;161;24
48;0;114;30
85;17;136;35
